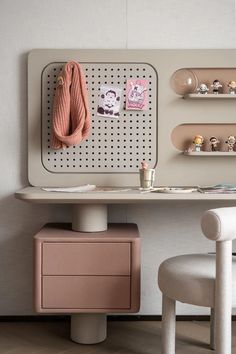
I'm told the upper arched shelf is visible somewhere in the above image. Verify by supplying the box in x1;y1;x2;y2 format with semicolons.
184;93;236;99
170;68;236;97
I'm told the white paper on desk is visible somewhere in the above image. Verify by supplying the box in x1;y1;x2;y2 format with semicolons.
94;187;131;193
41;185;96;193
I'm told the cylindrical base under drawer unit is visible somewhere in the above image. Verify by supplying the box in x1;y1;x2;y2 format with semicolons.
72;204;108;232
71;313;107;344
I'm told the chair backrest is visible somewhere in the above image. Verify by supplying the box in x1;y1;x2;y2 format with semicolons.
201;206;236;241
201;207;234;354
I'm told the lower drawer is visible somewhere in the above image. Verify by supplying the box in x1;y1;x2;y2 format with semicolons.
42;276;130;310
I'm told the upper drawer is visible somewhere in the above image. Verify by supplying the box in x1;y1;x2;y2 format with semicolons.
42;242;130;275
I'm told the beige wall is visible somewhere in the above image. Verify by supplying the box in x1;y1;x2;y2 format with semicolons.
1;0;236;315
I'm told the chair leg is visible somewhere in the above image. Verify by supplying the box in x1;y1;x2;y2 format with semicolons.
215;241;232;354
210;308;215;350
162;294;176;354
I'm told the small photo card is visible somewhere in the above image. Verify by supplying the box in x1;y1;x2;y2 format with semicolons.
97;85;122;119
126;79;148;110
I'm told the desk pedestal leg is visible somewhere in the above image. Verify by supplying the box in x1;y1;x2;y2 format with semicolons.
71;204;108;344
71;314;107;344
72;204;108;232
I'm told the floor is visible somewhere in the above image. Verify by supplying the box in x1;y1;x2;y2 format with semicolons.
0;320;235;354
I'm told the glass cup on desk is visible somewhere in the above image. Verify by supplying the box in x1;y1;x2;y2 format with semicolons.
139;168;155;190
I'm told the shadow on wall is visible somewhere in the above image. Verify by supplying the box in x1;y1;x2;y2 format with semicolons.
0;53;70;314
19;52;28;185
0;193;70;315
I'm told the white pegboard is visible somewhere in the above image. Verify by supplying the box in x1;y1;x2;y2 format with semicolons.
42;62;157;174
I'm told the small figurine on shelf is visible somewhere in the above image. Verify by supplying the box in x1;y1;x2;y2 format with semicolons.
193;135;204;152
228;81;236;94
197;83;209;95
209;136;220;151
211;79;222;94
225;135;236;152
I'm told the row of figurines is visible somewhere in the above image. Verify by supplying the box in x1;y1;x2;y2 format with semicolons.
190;135;236;152
197;80;236;94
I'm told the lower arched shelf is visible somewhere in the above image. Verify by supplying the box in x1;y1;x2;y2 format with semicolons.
172;124;236;153
184;151;236;156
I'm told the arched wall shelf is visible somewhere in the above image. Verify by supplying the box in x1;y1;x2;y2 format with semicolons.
171;124;236;155
171;68;236;96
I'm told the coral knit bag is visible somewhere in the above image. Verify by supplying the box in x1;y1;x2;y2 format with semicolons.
51;61;91;149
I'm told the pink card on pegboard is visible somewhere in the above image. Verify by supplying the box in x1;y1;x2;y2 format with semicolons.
126;79;148;110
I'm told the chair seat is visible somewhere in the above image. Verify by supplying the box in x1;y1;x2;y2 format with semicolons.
158;254;236;307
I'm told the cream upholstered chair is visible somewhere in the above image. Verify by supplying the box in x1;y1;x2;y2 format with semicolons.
158;207;236;354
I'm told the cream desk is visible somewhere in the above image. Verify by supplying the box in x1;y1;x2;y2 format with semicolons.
15;187;236;233
15;186;236;344
16;186;236;203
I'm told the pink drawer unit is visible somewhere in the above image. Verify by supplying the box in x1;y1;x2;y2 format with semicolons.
34;223;140;313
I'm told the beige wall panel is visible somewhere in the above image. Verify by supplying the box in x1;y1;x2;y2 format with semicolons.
29;49;236;187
